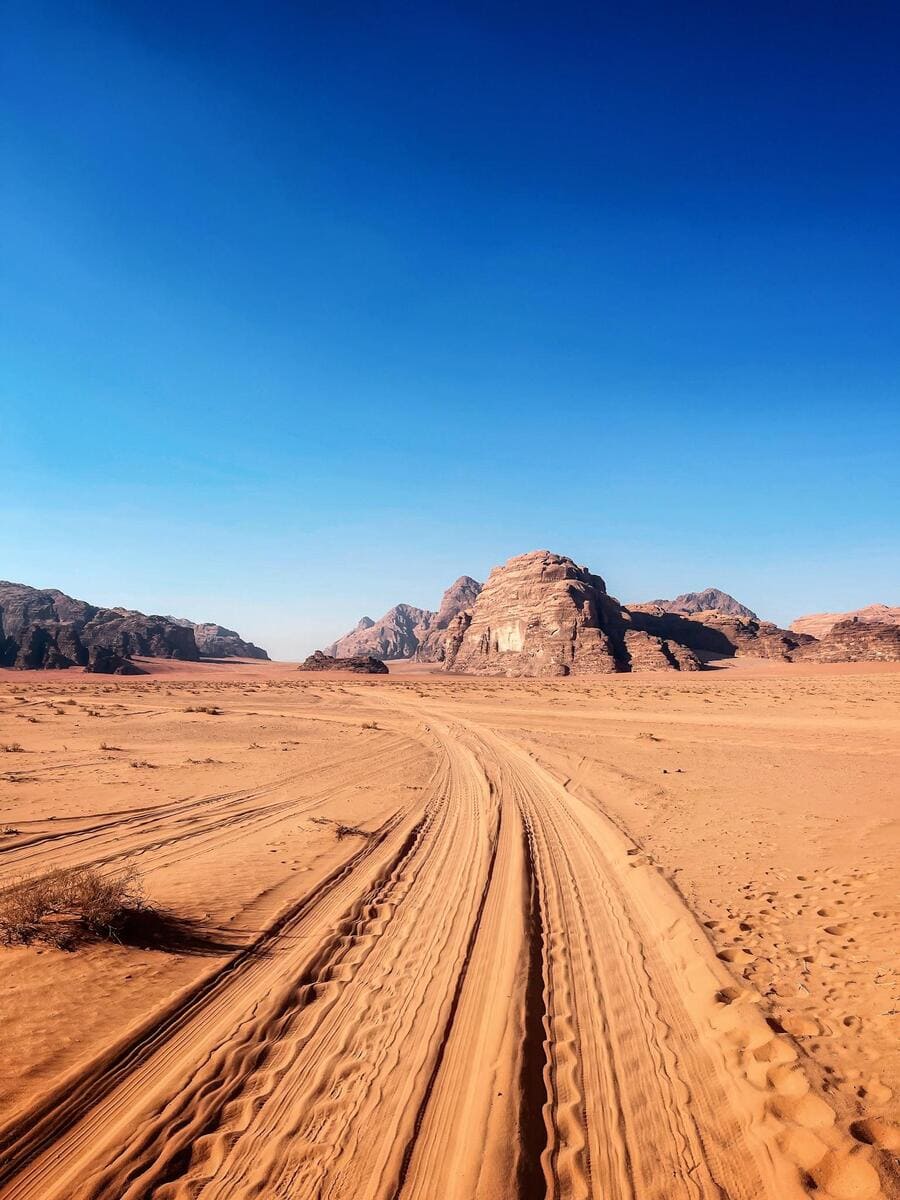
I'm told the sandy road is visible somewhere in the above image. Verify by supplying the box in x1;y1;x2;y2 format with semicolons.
0;692;880;1200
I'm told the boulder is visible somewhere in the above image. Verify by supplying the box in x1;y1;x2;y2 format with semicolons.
297;651;389;674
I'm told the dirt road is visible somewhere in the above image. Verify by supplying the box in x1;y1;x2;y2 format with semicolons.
0;676;891;1199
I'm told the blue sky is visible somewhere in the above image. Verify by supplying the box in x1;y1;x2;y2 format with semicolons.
2;2;898;658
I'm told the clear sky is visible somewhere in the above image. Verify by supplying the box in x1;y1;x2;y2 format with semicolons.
2;2;898;659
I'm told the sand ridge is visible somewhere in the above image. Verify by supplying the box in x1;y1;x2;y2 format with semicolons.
0;663;897;1198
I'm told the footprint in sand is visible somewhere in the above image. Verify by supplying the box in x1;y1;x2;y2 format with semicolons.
850;1116;900;1152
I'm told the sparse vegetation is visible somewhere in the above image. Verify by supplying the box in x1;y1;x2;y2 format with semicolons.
2;743;24;752
130;759;156;769
361;721;379;730
184;705;222;715
0;864;144;948
0;826;20;837
100;742;122;751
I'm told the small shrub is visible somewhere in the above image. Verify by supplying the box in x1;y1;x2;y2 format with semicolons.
361;721;379;730
2;743;24;753
0;864;144;947
0;826;20;837
130;759;156;769
184;705;222;715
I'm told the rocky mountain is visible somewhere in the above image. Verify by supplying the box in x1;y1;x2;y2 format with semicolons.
168;618;269;659
643;588;759;620
297;650;388;674
790;604;900;641
327;577;482;662
626;605;812;661
0;581;199;671
443;551;703;676
416;576;483;662
326;603;432;660
791;618;900;663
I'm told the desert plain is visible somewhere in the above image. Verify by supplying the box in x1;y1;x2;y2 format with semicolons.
0;659;897;1199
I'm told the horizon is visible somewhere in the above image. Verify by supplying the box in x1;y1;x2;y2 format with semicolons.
3;3;899;659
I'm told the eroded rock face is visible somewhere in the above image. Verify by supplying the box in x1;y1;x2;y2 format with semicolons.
443;551;627;676
790;604;900;641
644;588;759;620
792;618;900;663
297;650;388;674
0;581;199;669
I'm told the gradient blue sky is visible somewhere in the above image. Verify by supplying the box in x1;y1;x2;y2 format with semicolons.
3;2;898;658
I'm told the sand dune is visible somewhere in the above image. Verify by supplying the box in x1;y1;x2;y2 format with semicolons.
0;664;896;1198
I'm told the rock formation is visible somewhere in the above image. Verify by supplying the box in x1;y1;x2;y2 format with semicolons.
790;604;900;641
416;576;483;662
327;577;482;662
626;604;812;661
792;618;900;663
441;551;702;676
297;650;388;674
169;618;270;660
0;581;200;671
644;588;759;620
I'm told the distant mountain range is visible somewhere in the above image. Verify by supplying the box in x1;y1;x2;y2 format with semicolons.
326;576;482;662
325;554;898;674
0;580;268;672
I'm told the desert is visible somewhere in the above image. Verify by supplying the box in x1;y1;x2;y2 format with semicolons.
6;4;900;1197
0;650;897;1199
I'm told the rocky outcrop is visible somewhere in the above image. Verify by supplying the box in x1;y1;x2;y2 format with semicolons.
84;648;147;675
416;576;483;662
169;618;269;660
443;551;631;676
792;618;900;663
790;604;900;641
623;630;702;672
626;604;811;661
0;581;199;670
644;588;759;620
297;651;388;674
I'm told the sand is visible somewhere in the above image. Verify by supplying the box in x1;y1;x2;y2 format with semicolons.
0;659;896;1198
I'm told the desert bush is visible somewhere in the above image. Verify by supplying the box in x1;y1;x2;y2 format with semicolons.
184;705;222;715
0;864;144;947
361;721;379;730
130;759;156;769
2;743;24;752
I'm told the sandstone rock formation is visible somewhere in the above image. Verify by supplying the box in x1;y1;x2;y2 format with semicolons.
169;618;269;660
297;650;388;674
790;604;900;641
327;577;482;662
626;604;812;661
644;588;759;620
443;551;640;676
792;618;900;663
0;581;200;670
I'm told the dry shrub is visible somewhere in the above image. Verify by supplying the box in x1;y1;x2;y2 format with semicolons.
2;743;24;752
0;864;144;948
184;705;222;715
